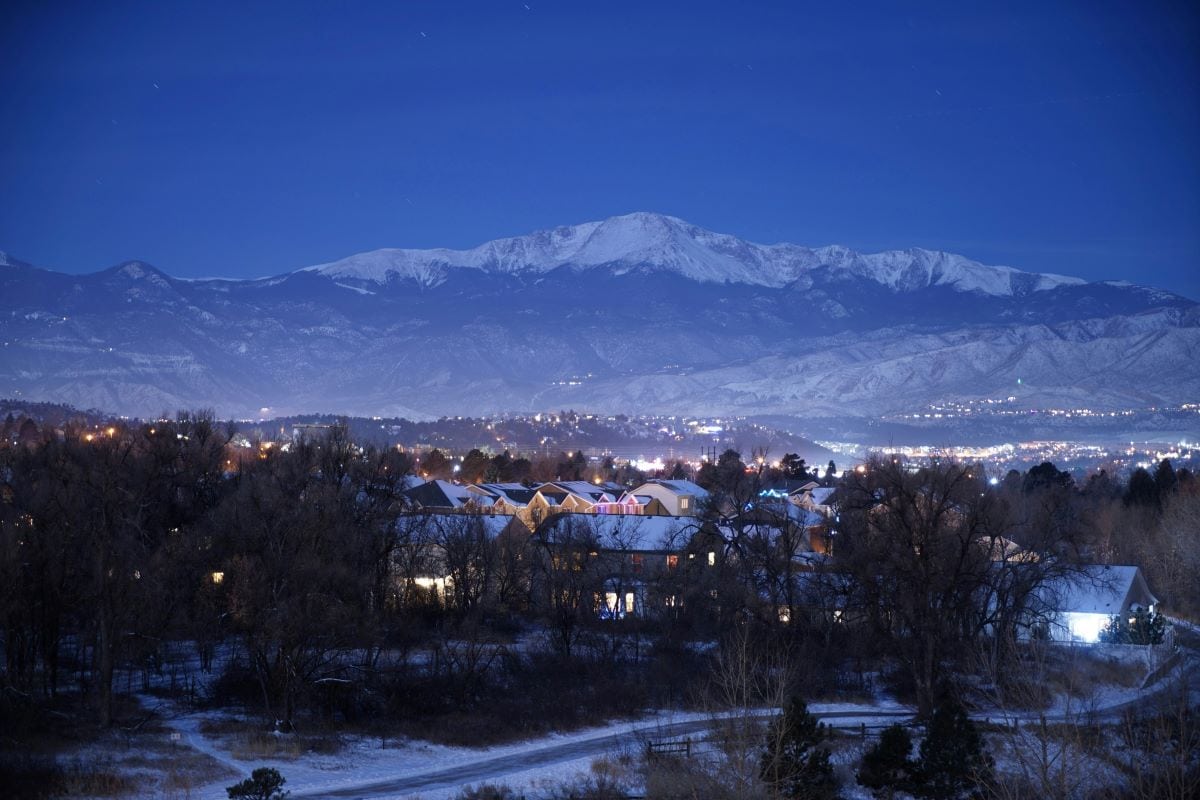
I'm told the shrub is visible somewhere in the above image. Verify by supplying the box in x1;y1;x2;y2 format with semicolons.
454;784;520;800
1099;609;1167;645
227;767;289;800
857;724;915;798
760;695;839;799
911;698;991;800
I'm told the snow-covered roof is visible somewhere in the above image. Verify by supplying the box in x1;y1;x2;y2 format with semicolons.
425;513;514;540
405;479;488;509
471;483;537;504
809;488;836;506
395;512;516;540
1037;565;1158;616
753;501;825;528
540;514;699;552
651;479;709;498
548;481;620;503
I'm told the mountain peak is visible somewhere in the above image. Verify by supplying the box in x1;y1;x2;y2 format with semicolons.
302;213;1086;296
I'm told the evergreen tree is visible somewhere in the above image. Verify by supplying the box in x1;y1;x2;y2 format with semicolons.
1099;608;1167;645
460;448;490;483
912;697;991;799
420;448;451;480
857;724;915;798
227;767;289;800
780;453;811;480
1153;458;1177;497
1125;467;1158;507
760;696;840;799
1022;461;1073;493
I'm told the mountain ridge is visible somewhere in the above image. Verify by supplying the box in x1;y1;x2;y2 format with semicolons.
0;213;1196;424
299;211;1089;297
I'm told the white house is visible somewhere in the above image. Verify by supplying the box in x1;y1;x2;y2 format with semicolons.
1034;564;1160;643
623;479;709;516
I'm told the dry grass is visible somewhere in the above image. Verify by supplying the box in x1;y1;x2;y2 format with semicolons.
227;728;344;761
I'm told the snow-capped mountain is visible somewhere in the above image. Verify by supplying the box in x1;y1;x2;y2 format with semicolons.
1;213;1196;423
306;212;1085;295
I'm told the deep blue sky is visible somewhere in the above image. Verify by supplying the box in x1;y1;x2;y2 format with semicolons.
2;1;1197;297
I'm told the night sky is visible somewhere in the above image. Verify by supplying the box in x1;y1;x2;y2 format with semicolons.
2;1;1197;297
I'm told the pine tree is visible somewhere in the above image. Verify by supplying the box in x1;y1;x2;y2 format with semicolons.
760;696;840;799
912;697;991;799
857;724;915;798
227;767;289;800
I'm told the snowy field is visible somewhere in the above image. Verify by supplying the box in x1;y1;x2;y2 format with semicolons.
36;631;1195;800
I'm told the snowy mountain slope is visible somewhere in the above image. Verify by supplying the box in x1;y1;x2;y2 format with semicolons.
304;212;1084;296
1;214;1196;421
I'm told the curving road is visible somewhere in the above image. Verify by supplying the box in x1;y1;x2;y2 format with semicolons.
291;710;914;800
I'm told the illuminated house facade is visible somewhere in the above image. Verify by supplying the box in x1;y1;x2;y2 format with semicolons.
1033;564;1160;643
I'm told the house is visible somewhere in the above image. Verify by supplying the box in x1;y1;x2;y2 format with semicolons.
793;486;837;514
467;483;539;527
404;479;493;512
622;479;710;516
592;492;668;516
545;481;623;512
391;512;526;607
733;501;830;554
759;479;820;499
530;512;709;618
1032;565;1160;643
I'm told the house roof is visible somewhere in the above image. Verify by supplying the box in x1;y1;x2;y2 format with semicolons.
745;501;825;529
760;479;815;495
547;481;622;503
1037;565;1159;616
395;512;516;540
422;512;514;539
471;483;538;504
538;513;700;552
651;479;709;498
807;487;836;506
405;479;487;510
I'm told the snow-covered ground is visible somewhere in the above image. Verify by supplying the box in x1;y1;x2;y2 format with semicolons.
137;701;912;800
52;630;1196;800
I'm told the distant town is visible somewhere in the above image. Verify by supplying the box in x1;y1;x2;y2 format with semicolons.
4;398;1197;482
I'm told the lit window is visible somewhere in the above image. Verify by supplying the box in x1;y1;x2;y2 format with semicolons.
604;591;619;614
666;555;679;570
211;571;224;584
707;551;716;566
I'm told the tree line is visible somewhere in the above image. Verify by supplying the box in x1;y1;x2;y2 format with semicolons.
1;413;1197;735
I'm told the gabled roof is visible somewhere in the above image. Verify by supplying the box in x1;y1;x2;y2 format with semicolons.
650;479;709;498
538;513;700;552
760;479;815;495
403;512;515;540
1036;565;1159;615
807;487;836;506
405;479;487;510
535;489;569;506
745;501;825;528
471;483;538;504
547;481;620;503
